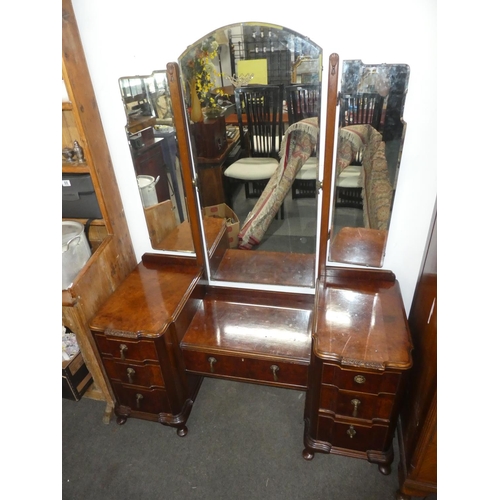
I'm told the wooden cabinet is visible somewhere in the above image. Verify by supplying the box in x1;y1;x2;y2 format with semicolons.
62;0;136;419
396;210;437;498
131;137;171;203
302;270;413;474
89;256;205;435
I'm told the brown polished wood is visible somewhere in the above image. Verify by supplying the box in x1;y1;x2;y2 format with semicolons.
397;210;437;499
62;0;136;419
329;227;387;268
167;62;205;269
181;287;313;389
90;260;204;435
318;54;340;277
303;273;413;474
212;249;316;288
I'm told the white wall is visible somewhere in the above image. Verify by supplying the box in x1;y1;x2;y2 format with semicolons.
71;0;437;312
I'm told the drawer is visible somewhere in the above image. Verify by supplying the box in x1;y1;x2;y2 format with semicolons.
182;349;308;389
112;382;172;415
102;358;164;388
94;334;159;363
317;414;390;452
322;363;400;395
319;385;395;421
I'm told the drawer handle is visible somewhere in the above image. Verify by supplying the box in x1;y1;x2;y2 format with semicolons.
208;357;217;373
119;344;128;360
135;393;143;409
270;365;279;382
347;425;356;439
354;375;366;384
126;367;136;384
351;398;361;417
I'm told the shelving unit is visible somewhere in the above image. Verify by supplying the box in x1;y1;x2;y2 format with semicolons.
62;0;136;420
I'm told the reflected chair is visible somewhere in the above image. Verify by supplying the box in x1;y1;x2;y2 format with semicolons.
224;85;284;215
285;84;321;199
336;93;384;208
339;93;384;131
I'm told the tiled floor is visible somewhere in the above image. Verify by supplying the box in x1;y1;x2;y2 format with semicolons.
231;182;364;253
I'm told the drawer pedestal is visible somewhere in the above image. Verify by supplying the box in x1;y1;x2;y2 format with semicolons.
90;259;204;436
302;273;413;474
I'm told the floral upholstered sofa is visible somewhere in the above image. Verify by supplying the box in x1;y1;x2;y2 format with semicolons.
336;124;393;231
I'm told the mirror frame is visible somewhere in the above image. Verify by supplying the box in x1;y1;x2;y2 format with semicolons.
174;23;330;291
327;59;410;268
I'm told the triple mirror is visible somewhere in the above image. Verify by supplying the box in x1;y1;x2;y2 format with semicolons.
118;22;409;288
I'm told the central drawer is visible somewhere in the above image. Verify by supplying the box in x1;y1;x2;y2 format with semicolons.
182;349;309;389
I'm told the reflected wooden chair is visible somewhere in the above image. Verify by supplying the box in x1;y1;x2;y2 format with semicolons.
285;84;321;199
336;93;384;208
339;93;384;130
224;85;284;217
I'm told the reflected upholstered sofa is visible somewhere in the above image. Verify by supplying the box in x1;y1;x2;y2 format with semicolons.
336;124;393;231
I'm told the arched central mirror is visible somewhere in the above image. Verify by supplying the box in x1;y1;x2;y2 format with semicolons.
175;22;323;289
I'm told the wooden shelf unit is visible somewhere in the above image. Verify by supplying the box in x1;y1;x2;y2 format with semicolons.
62;0;136;419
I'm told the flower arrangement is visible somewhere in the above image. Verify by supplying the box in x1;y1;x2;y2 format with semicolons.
181;37;225;113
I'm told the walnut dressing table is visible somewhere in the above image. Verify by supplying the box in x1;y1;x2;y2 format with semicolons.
90;259;412;472
89;54;413;477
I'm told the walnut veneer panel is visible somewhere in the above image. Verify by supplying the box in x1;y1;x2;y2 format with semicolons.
313;278;412;370
212;249;315;288
90;262;202;337
181;296;312;362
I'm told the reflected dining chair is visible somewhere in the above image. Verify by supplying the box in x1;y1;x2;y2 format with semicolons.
223;85;284;215
335;92;384;208
339;93;384;131
285;83;321;199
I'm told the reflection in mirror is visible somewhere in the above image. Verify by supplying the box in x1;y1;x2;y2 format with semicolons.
176;22;322;288
118;72;193;253
329;60;410;267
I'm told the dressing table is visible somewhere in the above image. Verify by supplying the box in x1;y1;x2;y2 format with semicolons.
90;25;413;476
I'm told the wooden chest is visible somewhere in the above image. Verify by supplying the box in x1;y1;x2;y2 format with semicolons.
89;259;204;436
303;273;413;475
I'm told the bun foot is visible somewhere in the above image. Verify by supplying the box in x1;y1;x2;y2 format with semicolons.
302;449;314;460
378;463;391;475
176;426;188;437
116;415;128;425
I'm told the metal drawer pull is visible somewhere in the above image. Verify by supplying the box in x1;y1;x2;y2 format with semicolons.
126;367;135;384
351;399;361;417
135;393;143;409
208;357;217;373
347;425;356;438
270;365;279;382
354;375;366;384
119;344;128;360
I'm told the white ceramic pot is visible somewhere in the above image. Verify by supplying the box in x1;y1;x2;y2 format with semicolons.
62;221;91;290
137;175;159;208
